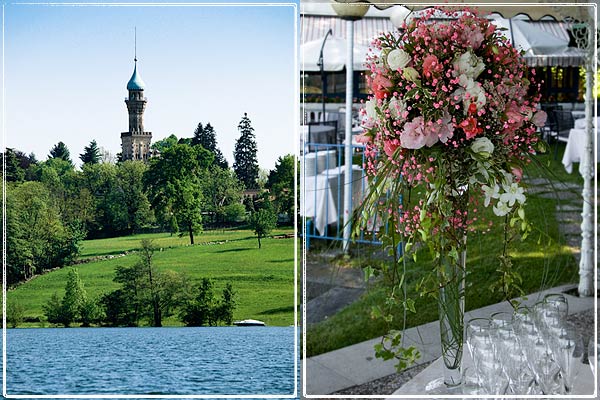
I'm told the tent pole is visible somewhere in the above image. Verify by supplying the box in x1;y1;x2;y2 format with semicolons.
343;19;354;253
578;23;595;297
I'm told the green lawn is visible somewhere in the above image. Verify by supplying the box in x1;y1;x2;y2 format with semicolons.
9;229;297;327
79;228;293;259
306;144;581;357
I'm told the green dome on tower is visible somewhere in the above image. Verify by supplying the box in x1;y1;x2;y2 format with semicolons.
127;62;145;91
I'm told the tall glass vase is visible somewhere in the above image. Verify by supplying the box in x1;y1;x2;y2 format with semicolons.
437;242;466;387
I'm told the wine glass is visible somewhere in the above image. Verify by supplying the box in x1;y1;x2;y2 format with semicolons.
543;293;568;320
551;324;583;394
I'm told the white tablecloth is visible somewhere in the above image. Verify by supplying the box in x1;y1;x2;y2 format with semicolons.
301;173;339;235
300;165;366;236
562;118;599;175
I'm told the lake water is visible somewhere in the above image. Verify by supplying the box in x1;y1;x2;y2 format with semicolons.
6;326;296;396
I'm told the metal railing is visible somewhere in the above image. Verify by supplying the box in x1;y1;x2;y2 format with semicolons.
301;141;384;249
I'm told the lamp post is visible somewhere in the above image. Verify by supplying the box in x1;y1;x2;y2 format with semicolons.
330;1;370;253
317;29;333;122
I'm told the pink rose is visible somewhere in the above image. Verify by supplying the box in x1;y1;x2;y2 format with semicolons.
512;167;523;182
531;110;547;127
384;138;400;157
372;74;393;100
399;117;428;149
422;54;441;79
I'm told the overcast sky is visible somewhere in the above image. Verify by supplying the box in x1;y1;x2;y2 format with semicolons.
3;2;298;170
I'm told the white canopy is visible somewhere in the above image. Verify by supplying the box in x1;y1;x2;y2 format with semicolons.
301;36;370;72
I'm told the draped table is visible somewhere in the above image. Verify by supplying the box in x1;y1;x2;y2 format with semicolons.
562;117;599;175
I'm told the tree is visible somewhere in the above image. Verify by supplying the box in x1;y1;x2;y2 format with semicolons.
145;144;213;244
115;161;154;234
5;181;83;284
43;293;64;325
233;113;259;189
49;141;72;164
216;283;236;325
61;268;86;327
248;198;277;249
80;140;101;165
180;278;217;327
192;123;228;169
105;240;186;327
200;166;245;226
7;301;25;328
2;148;25;182
267;154;297;220
151;134;179;153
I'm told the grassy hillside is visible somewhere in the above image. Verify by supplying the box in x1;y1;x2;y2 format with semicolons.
8;229;297;327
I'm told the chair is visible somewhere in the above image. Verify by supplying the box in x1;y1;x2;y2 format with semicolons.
540;104;562;143
553;110;575;159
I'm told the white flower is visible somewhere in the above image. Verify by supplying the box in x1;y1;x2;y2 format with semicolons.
500;183;526;207
493;201;511;217
482;183;500;207
453;51;485;80
365;98;378;120
471;137;494;158
387;49;411;71
453;77;486;113
402;67;420;83
388;97;406;120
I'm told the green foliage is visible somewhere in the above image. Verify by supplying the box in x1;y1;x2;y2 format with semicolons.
9;229;295;327
4;181;83;284
7;301;25;328
233;113;259;189
43;269;89;327
181;278;217;326
192;122;229;169
60;268;86;327
151;134;179;153
267;154;297;221
43;293;64;325
48;141;72;164
79;140;101;165
180;279;237;326
3;148;25;182
248;195;277;249
200;166;245;226
145;144;213;244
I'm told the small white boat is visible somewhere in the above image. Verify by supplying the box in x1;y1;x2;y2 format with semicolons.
234;319;266;326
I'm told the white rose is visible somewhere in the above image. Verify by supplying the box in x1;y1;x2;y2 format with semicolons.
402;67;420;83
388;97;406;119
453;51;485;80
471;137;494;158
365;98;378;120
387;49;411;71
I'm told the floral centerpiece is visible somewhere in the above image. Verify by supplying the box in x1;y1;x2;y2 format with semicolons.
356;8;546;387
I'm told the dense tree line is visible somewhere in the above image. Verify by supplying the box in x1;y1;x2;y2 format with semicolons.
3;113;296;286
43;241;237;328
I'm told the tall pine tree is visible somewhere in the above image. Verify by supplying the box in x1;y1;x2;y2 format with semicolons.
191;122;228;169
233;113;259;189
49;141;72;164
80;140;101;165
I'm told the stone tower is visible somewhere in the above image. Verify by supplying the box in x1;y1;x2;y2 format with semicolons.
121;58;152;161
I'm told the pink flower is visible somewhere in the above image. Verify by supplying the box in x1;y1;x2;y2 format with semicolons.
399;117;433;149
459;117;483;140
355;133;372;144
460;27;484;49
422;54;441;79
372;74;393;100
531;110;547;127
512;167;523;182
384;138;400;157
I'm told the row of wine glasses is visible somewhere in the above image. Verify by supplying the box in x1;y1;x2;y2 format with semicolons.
466;293;591;395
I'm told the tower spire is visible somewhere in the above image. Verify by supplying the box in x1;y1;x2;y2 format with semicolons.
134;27;137;63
